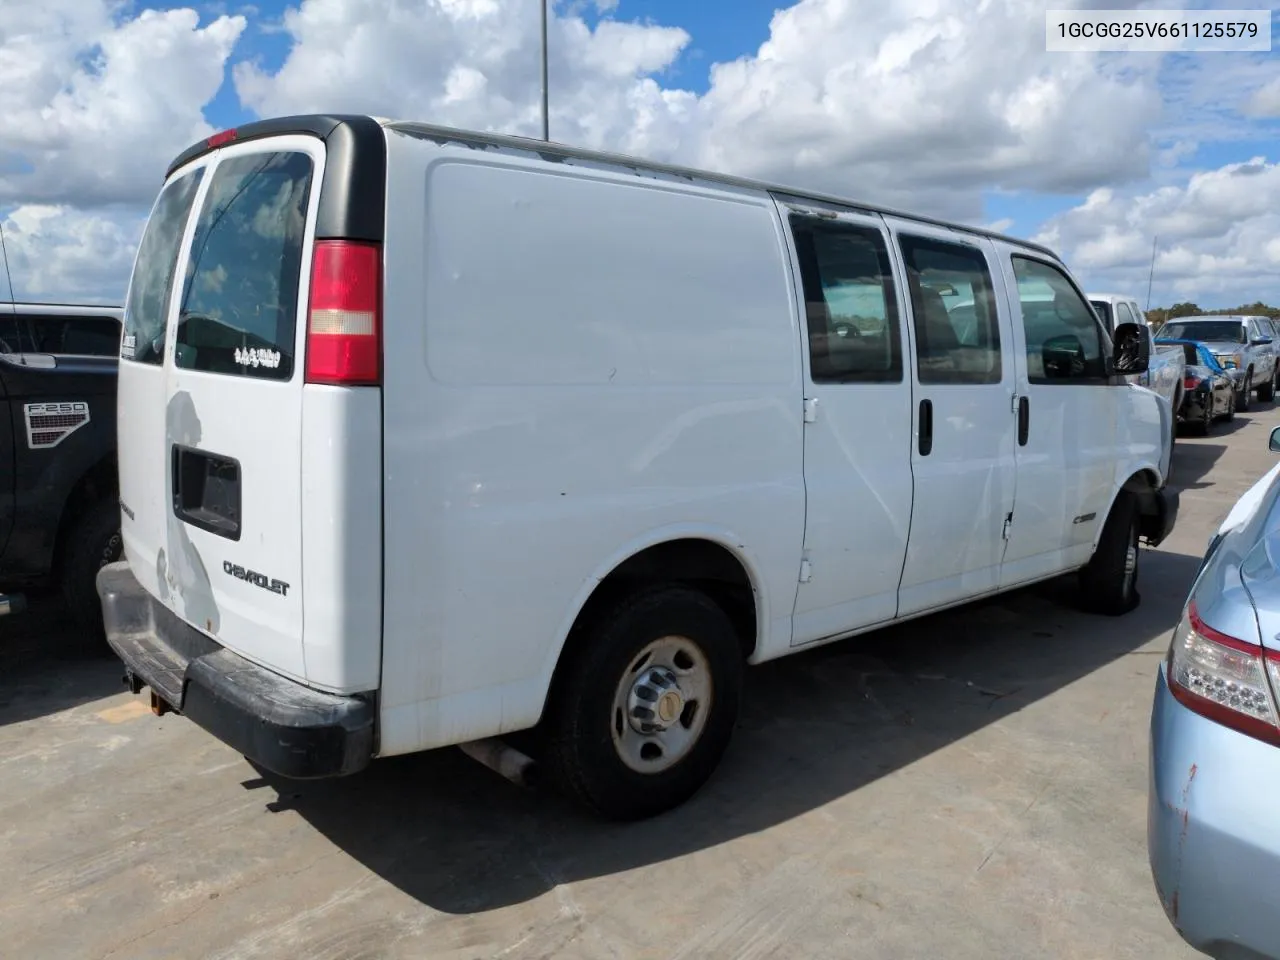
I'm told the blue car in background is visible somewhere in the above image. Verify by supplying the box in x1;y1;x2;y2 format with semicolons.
1157;338;1237;435
1149;425;1280;958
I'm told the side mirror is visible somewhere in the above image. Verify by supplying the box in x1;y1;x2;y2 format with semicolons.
1112;321;1150;376
1271;426;1280;453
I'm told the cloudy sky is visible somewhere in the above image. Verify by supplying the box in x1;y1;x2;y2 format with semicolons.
1;0;1277;307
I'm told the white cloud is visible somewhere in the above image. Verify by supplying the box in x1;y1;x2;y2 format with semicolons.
234;0;695;160
1034;157;1280;305
234;0;1165;223
0;205;142;303
0;0;1271;307
1247;76;1280;117
0;0;245;208
691;0;1162;216
0;0;243;303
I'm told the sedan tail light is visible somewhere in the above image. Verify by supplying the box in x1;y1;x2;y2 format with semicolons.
1168;601;1280;747
1183;374;1201;390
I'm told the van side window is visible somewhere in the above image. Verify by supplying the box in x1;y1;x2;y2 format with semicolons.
121;168;205;366
789;215;902;383
898;235;1001;385
1011;256;1107;383
1116;302;1136;325
175;151;314;381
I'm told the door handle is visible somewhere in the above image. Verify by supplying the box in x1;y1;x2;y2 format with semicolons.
918;398;933;457
1017;396;1030;446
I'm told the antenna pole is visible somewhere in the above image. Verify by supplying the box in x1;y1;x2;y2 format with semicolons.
1145;235;1158;313
0;220;17;307
540;0;550;141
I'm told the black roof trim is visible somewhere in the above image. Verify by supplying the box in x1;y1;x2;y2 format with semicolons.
165;115;387;243
386;119;1061;261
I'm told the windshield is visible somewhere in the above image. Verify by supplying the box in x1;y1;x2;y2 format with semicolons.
1161;320;1247;343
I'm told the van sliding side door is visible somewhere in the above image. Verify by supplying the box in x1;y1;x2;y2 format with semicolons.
782;206;915;646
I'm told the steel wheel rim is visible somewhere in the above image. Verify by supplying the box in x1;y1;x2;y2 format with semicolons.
1123;523;1139;593
610;635;713;774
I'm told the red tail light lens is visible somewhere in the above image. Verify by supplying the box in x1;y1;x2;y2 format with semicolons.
305;240;381;386
1167;601;1280;746
1183;375;1200;390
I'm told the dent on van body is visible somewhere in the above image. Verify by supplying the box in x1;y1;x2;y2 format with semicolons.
156;389;221;634
156;391;221;640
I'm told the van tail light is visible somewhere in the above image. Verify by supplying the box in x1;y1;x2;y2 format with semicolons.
305;240;381;386
1167;601;1280;747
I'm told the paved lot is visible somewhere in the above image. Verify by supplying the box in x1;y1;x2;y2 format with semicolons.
4;406;1276;960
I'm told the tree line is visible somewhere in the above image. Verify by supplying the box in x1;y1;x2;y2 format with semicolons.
1146;301;1280;328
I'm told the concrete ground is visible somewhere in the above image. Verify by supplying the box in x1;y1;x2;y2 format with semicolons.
4;406;1275;960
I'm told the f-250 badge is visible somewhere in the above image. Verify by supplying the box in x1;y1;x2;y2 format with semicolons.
24;401;90;449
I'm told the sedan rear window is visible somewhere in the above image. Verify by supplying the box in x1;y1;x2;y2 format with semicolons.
174;151;314;380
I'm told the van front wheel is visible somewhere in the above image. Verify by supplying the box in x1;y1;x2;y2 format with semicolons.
542;585;743;820
1078;491;1141;616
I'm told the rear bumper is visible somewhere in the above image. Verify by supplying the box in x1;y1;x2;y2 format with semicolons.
1178;392;1211;422
96;561;375;779
1142;486;1180;548
1149;666;1280;960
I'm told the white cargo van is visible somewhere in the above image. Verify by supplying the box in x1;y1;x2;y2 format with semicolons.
99;115;1177;820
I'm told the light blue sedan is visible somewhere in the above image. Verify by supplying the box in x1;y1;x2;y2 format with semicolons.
1149;425;1280;959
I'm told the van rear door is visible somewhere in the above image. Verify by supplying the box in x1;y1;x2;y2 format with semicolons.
120;136;324;682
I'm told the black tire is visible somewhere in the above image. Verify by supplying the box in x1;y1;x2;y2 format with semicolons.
1238;372;1252;412
60;498;123;639
541;584;744;821
1223;389;1236;422
1192;397;1213;435
1259;371;1276;403
1079;491;1141;616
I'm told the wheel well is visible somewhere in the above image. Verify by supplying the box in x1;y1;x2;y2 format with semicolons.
541;538;758;716
52;455;118;576
581;539;757;657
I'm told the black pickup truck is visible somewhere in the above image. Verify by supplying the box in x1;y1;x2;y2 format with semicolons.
0;303;123;635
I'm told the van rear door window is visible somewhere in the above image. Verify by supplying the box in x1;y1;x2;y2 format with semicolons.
175;151;314;380
121;168;205;365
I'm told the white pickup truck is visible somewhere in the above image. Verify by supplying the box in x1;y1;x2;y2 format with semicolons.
1089;293;1185;442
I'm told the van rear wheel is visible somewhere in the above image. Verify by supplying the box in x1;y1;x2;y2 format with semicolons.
542;584;743;820
61;497;123;641
1078;491;1141;616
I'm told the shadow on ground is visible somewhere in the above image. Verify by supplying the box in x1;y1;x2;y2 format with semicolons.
1171;438;1227;490
0;589;121;727
250;547;1203;916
